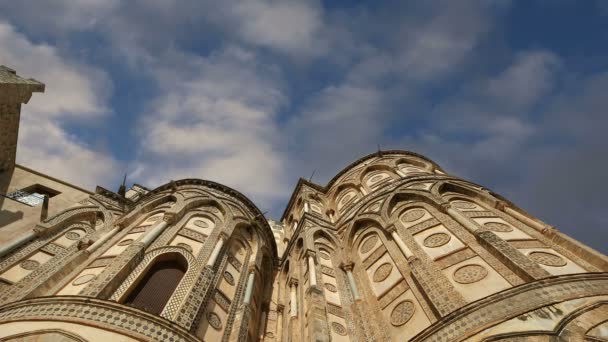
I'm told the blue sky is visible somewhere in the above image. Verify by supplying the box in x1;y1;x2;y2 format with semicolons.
1;0;607;252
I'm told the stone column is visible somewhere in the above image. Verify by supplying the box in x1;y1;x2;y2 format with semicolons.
441;202;551;281
307;251;317;288
387;225;414;259
232;267;257;342
258;304;268;341
276;304;284;342
207;233;227;267
340;262;377;340
289;278;298;317
86;226;120;254
0;230;38;259
341;262;361;300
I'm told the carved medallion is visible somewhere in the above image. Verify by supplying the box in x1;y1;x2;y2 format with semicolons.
65;231;81;240
360;235;379;254
224;271;235;285
369;175;383;183
373;263;393;282
331;322;347;336
423;233;451;248
72;274;96;286
529;251;567;267
319;252;331;260
177;243;193;253
118;239;134;246
483;222;513;232
207;312;222;330
193;219;209;228
324;283;337;293
401;209;425;222
452;201;476;209
390;300;415;326
453;264;488;284
20;259;40;271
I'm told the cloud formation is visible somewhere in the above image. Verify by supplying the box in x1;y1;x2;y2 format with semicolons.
0;21;119;189
1;1;607;253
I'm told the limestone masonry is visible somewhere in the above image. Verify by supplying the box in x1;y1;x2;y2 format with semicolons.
1;66;607;341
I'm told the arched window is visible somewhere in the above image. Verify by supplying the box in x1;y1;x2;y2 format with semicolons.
125;256;187;315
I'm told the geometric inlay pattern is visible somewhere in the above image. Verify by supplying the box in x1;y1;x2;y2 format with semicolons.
483;222;514;233
331;322;347;336
528;251;567;267
453;264;488;284
401;209;426;222
373;263;393;283
390;300;415;326
19;260;40;271
207;312;222;330
423;233;451;248
360;235;379;254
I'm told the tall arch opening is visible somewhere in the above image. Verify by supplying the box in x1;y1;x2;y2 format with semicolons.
124;254;187;315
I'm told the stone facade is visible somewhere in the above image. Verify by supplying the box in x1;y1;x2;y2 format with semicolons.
0;67;607;341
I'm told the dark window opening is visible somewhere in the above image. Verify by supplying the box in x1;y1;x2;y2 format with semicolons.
6;184;60;207
124;259;186;315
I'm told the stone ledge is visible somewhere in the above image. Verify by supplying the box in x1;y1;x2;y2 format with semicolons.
411;272;608;342
0;296;199;342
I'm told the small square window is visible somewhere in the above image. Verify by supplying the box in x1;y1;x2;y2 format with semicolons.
6;184;60;207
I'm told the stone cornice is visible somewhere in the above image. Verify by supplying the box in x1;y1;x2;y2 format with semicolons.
280;150;445;221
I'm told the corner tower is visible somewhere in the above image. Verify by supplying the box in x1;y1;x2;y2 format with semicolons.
275;150;608;341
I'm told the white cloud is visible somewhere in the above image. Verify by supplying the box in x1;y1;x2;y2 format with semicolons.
0;21;119;190
231;0;325;56
131;47;289;207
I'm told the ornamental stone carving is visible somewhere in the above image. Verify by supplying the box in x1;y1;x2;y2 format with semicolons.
207;312;222;330
423;233;451;248
360;235;379;254
331;322;347;336
528;251;567;267
319;251;331;260
324;283;337;292
224;271;235;285
452;201;476;209
391;300;415;326
483;222;514;232
453;264;488;284
193;219;209;228
373;263;393;282
65;231;81;240
72;274;96;286
117;239;134;246
401;209;425;222
20;259;40;270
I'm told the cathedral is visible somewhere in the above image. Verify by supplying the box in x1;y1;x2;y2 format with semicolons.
1;65;608;342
